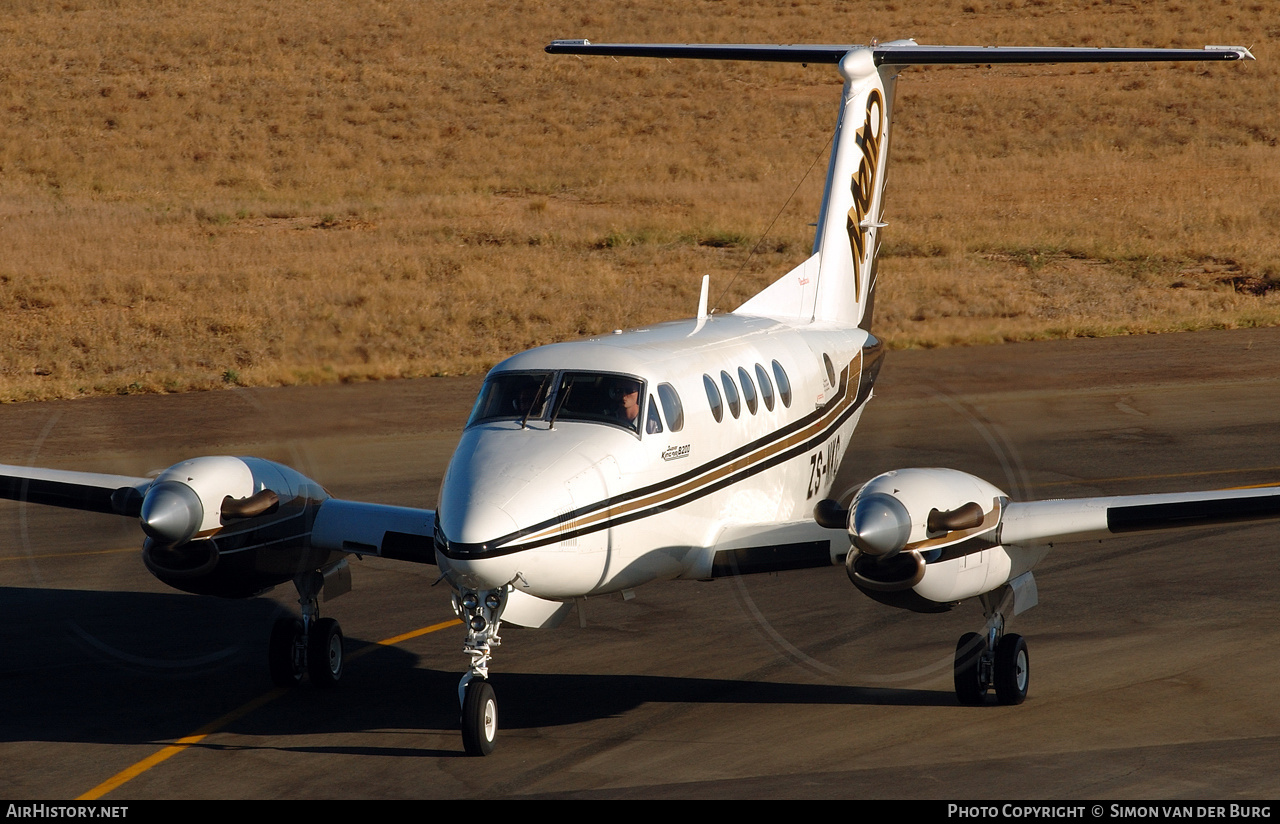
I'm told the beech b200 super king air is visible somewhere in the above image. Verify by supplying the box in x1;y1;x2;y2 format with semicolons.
1;39;1270;756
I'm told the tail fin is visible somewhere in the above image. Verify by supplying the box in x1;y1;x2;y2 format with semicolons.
546;40;1254;327
733;45;898;327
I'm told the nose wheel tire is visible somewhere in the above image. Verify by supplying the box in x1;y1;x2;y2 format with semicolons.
994;633;1029;705
954;632;988;705
268;617;305;688
462;679;498;756
307;617;344;688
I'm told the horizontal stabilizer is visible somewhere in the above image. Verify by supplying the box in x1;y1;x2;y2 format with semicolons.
874;44;1254;65
547;40;1254;65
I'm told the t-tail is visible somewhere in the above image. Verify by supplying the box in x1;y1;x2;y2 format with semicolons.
546;39;1253;329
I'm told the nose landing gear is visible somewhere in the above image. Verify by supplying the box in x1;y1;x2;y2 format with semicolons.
455;587;507;756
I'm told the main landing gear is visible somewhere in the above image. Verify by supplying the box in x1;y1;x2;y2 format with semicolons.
455;587;507;756
268;566;347;688
953;588;1029;706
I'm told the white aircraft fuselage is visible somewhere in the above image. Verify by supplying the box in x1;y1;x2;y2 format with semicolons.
436;315;877;599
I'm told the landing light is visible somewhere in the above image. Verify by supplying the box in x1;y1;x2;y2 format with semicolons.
484;593;501;610
469;616;487;632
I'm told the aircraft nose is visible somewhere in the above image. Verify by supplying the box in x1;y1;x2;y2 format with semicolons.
139;480;204;545
446;500;520;549
437;501;525;591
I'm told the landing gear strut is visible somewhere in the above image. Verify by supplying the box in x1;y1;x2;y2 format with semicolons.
953;586;1029;705
268;566;346;688
455;587;506;756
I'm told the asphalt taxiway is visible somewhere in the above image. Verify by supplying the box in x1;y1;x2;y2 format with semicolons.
3;328;1280;799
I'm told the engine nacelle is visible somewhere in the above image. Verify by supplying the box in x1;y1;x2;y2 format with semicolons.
834;468;1016;611
140;456;336;597
140;456;255;545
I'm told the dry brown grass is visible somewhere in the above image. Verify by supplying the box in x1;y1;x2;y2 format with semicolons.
2;0;1279;401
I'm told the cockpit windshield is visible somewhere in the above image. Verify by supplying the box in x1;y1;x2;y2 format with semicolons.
553;372;644;432
467;371;553;426
467;370;646;434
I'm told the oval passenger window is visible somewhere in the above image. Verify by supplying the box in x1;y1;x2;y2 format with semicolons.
738;366;757;415
772;360;791;408
720;370;740;419
703;374;723;423
755;363;774;411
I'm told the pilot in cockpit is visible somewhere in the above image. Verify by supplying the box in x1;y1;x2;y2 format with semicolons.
513;382;542;417
609;378;663;435
609;379;642;431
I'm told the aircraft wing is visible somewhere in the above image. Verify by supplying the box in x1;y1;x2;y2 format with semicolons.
999;485;1280;547
705;518;851;578
310;499;437;564
0;463;152;517
0;458;438;564
838;468;1280;561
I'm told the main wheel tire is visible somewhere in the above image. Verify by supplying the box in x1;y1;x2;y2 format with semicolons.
954;632;988;705
994;633;1029;705
461;679;498;756
268;617;305;688
307;617;344;688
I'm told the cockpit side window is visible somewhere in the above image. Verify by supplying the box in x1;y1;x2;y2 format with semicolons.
657;382;684;432
468;371;553;426
645;395;663;434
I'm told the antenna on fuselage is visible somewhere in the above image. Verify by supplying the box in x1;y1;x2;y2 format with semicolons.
687;274;711;337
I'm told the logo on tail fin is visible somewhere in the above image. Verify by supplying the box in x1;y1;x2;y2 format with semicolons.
845;88;885;298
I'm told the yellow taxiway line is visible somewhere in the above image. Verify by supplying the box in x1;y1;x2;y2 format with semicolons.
0;547;136;562
76;618;463;800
